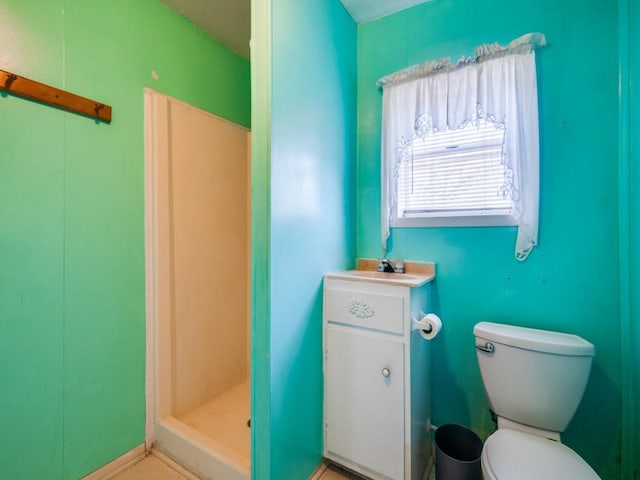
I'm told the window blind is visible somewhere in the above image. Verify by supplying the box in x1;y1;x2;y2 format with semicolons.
397;121;512;218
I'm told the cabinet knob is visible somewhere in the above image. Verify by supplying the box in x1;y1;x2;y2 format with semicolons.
381;367;391;378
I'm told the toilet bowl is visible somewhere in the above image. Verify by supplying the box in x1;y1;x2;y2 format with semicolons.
482;429;598;479
474;322;600;480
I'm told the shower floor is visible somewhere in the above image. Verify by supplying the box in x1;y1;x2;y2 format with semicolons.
177;379;250;471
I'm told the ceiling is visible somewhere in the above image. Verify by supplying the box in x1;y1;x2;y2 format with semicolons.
340;0;431;23
159;0;251;58
159;0;431;59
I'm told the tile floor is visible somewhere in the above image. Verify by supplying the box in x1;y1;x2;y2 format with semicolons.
111;455;189;480
320;464;365;480
112;455;356;480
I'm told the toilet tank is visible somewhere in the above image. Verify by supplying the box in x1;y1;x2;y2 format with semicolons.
474;322;595;433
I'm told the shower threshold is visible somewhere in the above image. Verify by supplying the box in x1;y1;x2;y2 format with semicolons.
155;380;250;480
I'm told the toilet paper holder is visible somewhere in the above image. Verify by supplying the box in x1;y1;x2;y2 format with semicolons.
411;312;442;336
412;318;433;334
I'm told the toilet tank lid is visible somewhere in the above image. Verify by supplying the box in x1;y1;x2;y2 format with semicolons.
474;322;595;356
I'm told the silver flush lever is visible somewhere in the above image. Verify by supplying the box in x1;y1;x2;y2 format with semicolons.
476;342;495;354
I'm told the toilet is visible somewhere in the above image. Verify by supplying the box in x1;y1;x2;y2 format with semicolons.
474;321;600;480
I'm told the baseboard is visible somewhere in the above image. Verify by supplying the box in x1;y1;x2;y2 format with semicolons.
81;444;147;480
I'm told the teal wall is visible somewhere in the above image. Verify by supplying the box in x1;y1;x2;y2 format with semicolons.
622;0;640;474
0;1;249;479
357;0;621;477
631;0;640;470
251;0;357;478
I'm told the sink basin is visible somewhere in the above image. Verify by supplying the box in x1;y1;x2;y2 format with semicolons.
325;269;434;287
342;270;415;279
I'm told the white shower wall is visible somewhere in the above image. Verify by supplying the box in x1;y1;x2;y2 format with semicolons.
168;96;249;417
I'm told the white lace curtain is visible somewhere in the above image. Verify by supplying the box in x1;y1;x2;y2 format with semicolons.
379;33;546;261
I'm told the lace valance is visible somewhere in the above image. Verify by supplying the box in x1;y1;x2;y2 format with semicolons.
377;33;547;88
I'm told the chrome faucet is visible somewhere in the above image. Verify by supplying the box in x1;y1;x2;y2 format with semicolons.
377;258;405;273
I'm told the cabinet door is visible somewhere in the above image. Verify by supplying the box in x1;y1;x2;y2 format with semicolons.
326;325;405;480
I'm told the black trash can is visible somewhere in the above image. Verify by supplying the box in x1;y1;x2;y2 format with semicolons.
434;424;483;480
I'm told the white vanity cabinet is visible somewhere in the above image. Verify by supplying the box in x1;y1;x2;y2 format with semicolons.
323;269;434;480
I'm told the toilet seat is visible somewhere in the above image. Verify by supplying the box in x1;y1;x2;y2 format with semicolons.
482;429;600;480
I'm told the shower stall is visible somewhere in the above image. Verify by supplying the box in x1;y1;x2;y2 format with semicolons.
144;89;251;480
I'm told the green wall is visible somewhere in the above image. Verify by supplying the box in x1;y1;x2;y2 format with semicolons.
357;0;621;477
0;1;249;479
251;0;357;478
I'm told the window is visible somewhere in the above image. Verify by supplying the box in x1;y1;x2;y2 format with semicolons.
378;33;545;260
395;119;514;227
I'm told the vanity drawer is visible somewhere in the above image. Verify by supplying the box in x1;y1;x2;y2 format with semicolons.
324;288;404;334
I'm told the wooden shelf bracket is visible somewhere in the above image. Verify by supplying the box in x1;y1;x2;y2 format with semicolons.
0;68;112;123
